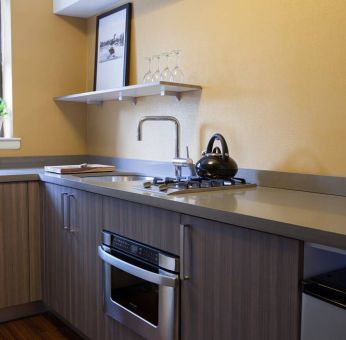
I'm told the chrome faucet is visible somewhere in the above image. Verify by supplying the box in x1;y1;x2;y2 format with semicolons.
137;115;180;158
137;115;196;177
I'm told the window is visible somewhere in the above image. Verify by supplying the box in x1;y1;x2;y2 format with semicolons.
0;0;20;149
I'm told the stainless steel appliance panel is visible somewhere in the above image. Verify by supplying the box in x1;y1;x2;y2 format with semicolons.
301;293;346;340
99;231;179;340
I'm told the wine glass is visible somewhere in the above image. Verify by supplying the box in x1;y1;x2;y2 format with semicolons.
170;50;184;83
142;57;153;84
160;52;172;81
151;55;161;82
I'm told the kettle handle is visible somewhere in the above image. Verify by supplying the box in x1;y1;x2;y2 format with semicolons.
206;133;229;159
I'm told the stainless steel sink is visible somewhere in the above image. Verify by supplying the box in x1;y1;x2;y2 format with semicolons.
79;174;153;183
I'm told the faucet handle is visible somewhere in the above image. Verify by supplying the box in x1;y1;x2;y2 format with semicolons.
173;145;194;165
172;145;197;177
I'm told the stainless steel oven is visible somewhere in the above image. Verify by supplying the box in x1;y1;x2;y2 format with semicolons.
98;231;180;340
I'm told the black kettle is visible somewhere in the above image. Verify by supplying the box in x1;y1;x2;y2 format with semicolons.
195;133;238;179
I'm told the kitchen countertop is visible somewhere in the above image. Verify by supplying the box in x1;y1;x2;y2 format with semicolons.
1;168;345;250
0;168;42;182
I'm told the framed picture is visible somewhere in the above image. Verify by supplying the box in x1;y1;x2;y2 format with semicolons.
94;3;132;91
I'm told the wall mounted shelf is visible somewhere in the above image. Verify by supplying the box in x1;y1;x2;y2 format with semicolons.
54;82;202;106
53;0;126;18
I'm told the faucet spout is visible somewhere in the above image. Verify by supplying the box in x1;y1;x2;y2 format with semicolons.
137;116;181;158
137;119;144;141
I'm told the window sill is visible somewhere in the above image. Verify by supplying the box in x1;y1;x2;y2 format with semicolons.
0;137;21;149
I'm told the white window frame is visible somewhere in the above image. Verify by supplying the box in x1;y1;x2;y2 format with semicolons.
0;0;20;149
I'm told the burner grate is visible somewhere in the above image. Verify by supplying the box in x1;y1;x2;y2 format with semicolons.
150;176;248;191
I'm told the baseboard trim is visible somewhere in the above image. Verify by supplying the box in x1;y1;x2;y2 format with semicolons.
0;301;46;323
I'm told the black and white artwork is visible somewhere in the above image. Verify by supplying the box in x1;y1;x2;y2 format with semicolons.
94;4;131;90
98;32;125;63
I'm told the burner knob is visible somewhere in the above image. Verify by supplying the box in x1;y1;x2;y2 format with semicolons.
159;184;168;191
143;181;152;188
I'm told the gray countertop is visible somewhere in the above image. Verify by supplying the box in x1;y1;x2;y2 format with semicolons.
0;168;42;182
1;168;345;250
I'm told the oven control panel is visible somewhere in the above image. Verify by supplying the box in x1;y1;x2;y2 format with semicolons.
113;236;159;264
103;231;159;265
102;230;179;272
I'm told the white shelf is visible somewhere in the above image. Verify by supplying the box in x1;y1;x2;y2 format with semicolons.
54;82;202;105
53;0;125;18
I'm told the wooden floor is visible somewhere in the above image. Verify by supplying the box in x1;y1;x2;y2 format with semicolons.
0;313;83;339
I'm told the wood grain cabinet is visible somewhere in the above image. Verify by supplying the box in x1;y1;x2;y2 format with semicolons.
0;183;30;309
43;182;102;339
43;183;71;320
0;181;42;311
42;186;303;340
180;215;303;340
43;186;143;340
103;196;180;255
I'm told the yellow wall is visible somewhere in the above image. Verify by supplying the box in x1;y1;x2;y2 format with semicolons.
86;0;346;176
2;0;345;176
0;0;87;156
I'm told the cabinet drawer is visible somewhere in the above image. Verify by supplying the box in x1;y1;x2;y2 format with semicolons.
103;197;180;255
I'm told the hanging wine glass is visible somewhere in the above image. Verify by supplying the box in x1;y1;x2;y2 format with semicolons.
151;55;161;82
142;57;153;84
170;49;184;83
160;52;173;81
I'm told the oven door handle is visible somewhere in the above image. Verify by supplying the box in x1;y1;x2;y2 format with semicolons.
98;246;178;288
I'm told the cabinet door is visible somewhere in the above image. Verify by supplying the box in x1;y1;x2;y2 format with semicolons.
43;183;103;339
0;182;30;308
43;183;72;320
180;215;303;340
68;188;102;340
103;197;180;255
28;182;42;302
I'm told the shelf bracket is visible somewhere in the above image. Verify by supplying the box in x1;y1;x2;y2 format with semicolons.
118;93;137;105
160;87;182;101
86;99;103;107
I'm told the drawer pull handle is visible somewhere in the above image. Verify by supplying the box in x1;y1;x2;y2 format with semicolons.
180;224;191;280
61;193;69;230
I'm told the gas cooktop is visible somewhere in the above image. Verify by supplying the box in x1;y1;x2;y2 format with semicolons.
139;176;256;195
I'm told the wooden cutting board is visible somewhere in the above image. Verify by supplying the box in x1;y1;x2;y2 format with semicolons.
44;164;116;174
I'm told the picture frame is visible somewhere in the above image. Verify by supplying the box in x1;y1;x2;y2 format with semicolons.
94;3;132;91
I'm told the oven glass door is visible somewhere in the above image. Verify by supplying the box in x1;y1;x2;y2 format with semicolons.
110;260;159;325
98;245;179;340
